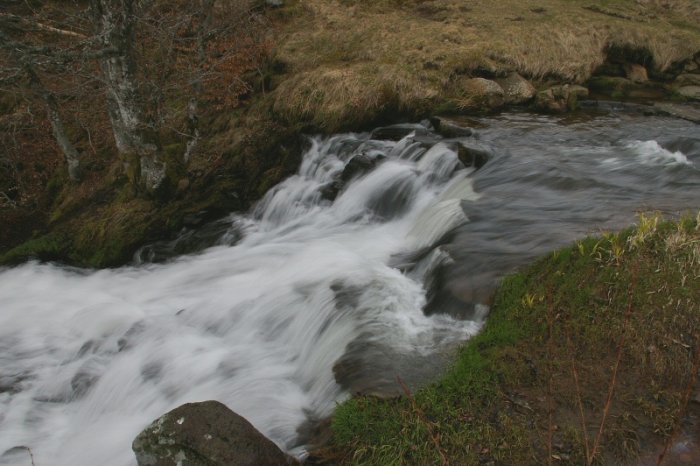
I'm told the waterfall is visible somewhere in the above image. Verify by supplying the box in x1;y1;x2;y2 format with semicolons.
0;125;481;466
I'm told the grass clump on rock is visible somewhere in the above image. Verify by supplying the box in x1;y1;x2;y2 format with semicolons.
325;212;700;465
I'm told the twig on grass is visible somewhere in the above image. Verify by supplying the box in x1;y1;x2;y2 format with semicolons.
589;266;638;465
397;376;451;466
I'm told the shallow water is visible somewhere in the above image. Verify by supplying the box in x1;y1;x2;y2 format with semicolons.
0;110;699;465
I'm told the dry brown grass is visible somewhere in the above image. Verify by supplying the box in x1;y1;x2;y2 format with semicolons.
270;0;700;129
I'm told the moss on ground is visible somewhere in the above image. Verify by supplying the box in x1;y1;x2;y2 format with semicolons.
323;213;700;465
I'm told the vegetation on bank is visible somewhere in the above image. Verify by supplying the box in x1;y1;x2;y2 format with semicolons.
1;0;700;267
323;213;700;465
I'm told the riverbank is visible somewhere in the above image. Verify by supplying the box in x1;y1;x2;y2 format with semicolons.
321;213;700;465
2;0;700;267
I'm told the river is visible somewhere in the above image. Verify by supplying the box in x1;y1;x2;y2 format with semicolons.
0;109;698;465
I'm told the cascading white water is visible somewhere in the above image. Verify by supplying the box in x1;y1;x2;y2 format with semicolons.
0;128;482;466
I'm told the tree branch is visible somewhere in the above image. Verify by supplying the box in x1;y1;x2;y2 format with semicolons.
0;12;88;38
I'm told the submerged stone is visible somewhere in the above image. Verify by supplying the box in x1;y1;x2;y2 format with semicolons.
132;400;298;466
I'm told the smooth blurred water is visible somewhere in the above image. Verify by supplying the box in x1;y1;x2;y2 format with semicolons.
0;110;699;466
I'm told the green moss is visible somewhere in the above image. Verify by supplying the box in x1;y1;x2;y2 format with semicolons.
0;232;70;265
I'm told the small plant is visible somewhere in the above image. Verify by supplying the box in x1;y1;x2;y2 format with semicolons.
628;212;660;251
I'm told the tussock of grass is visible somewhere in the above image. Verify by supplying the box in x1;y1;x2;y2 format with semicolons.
272;64;439;130
272;0;700;129
326;213;700;465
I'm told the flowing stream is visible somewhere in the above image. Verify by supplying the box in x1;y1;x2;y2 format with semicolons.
1;109;699;465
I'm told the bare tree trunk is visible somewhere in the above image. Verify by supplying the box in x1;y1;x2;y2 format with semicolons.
42;88;82;182
10;49;82;182
183;0;215;164
90;0;165;192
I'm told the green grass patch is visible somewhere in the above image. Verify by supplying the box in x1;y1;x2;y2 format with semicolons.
325;212;700;465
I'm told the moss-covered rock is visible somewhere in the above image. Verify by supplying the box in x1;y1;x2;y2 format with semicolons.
132;401;299;466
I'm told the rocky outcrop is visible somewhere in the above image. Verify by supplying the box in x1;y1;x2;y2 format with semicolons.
534;84;589;113
495;73;536;105
132;401;298;466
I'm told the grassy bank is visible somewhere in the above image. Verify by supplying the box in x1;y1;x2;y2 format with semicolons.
273;0;700;130
324;213;700;465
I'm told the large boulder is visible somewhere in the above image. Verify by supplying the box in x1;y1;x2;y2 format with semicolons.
495;72;536;104
132;401;298;466
534;84;589;113
460;78;505;110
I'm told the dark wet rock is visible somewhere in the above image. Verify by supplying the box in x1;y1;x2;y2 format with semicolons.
340;153;378;183
318;181;341;201
456;142;490;169
321;151;389;202
133;400;298;466
428;116;474;138
495;72;536;105
370;124;429;141
534;84;589;113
